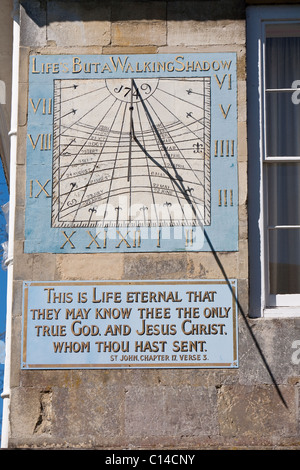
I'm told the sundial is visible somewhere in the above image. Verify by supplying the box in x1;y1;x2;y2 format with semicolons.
25;53;238;253
52;76;210;229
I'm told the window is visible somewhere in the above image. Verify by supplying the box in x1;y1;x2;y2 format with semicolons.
247;6;300;316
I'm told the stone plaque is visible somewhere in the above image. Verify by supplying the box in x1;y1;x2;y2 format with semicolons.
21;280;238;369
25;53;238;253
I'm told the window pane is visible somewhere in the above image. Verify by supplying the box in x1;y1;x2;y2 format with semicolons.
269;228;300;294
267;163;300;226
266;33;300;89
266;91;300;156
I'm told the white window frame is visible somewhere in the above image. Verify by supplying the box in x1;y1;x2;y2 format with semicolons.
247;5;300;318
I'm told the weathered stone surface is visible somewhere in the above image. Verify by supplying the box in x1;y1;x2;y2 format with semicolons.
112;21;166;46
111;1;167;22
186;251;238;279
32;253;57;281
47;1;111;47
13;241;33;281
52;382;123;440
56;253;124;280
238;121;247;161
125;385;219;437
124;253;187;279
10;387;42;438
167;20;245;47
20;1;47;47
238;318;300;385
217;384;297;439
167;0;245;22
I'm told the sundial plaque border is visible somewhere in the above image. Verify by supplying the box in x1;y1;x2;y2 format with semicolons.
25;53;238;253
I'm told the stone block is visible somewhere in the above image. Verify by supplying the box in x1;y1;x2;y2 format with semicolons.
217;384;297;439
167;20;245;47
124;253;187;279
111;1;167;22
15;165;26;207
47;1;111;47
112;21;166;46
238;80;247;122
238;204;248;240
16;126;27;166
56;253;124;280
238;161;248;206
52;382;123;440
32;253;57;281
20;1;47;47
10;387;42;438
125;385;219;437
103;45;158;55
14;205;25;241
187;251;238;279
13;241;33;281
237;121;247;161
237;49;246;80
167;0;245;22
18;82;28;128
237;317;300;385
238;240;248;279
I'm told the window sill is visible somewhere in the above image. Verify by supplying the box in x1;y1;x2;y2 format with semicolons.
263;307;300;318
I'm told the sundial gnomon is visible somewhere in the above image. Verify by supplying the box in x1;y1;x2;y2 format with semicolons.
52;77;211;230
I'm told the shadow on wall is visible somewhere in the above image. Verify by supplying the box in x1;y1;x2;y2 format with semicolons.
19;0;246;26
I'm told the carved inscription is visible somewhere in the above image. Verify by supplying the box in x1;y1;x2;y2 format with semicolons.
22;280;238;369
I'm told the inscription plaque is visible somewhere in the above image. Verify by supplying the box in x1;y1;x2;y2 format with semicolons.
22;279;238;369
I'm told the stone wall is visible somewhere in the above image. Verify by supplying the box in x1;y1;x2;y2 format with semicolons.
7;0;300;449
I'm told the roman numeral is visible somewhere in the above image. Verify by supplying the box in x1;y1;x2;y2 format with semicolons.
214;140;235;157
28;133;52;150
218;189;234;207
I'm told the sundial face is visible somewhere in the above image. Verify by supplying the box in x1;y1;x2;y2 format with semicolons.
52;77;210;229
25;53;238;253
